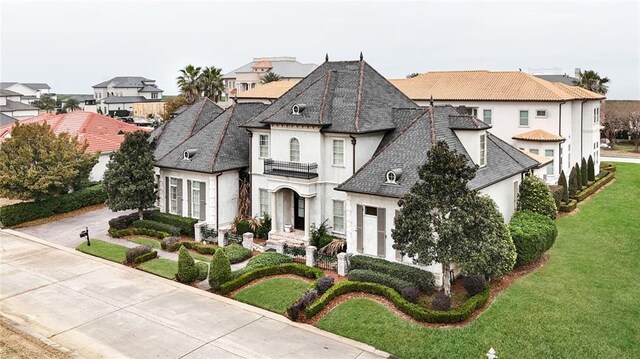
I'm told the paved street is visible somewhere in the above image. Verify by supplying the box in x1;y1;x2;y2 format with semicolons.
0;230;386;359
600;156;640;164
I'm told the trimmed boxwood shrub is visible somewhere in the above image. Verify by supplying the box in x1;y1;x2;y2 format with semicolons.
517;175;557;219
194;243;218;255
133;250;157;264
219;263;323;294
245;252;292;269
348;269;417;294
108;209;159;230
316;276;335;295
224;244;252;264
575;171;615;202
195;262;208;281
509;211;558;267
548;185;564;210
109;227;169;239
234;219;254;236
588;155;595;182
132;220;180;236
176;246;198;283
0;184;106;227
146;211;198;237
126;245;153;264
161;236;181;251
349;255;435;292
581;158;588;186
463;275;486;296
209;248;232;290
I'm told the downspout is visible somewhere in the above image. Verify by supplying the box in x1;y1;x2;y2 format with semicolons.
558;101;566;171
580;100;587;162
215;173;222;231
349;135;357;175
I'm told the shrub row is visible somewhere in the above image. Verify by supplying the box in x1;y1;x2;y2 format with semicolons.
575;171;615;202
224;244;252;264
108;209;158;230
559;199;577;213
349;255;435;292
600;162;617;173
0;185;106;227
146;211;198;237
126;245;154;264
218;263;323;295
348;269;417;295
132;220;180;236
509;211;558;267
108;227;169;239
305;281;490;324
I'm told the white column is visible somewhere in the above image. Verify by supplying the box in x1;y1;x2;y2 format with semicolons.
304;197;311;240
270;191;277;233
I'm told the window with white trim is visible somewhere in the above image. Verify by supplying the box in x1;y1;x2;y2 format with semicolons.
259;189;269;216
483;109;492;125
594;107;600;124
536;110;547;117
259;134;269;158
191;181;201;219
465;107;478;117
169;178;178;214
289;138;300;162
332;139;344;166
519;110;529;126
333;200;345;233
479;134;487;167
545;149;554;175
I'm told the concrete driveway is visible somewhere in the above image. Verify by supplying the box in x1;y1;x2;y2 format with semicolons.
0;230;387;359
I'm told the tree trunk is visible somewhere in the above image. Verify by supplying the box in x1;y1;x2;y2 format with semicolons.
442;262;451;296
138;208;144;221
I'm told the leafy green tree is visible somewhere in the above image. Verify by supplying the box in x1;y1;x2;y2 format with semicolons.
392;141;478;296
259;71;282;84
103;131;156;220
574;70;610;95
32;95;56;113
177;64;202;103
558;170;569;203
517;175;557;219
162;96;189;121
587;155;595;182
581;158;588;186
63;97;81;112
0;123;98;201
209;248;231;290
406;73;420;78
568;166;579;198
200;66;225;101
176;246;198;283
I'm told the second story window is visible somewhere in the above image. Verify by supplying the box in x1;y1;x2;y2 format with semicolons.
483;109;492;125
259;134;269;158
290;138;300;162
536;110;547;117
545;149;554;175
333;139;344;166
479;133;487;167
465;107;478;117
519;110;529;126
151;93;158;99
594;107;600;124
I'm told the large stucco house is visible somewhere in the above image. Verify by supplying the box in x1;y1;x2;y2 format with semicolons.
0;82;54;104
0;89;40;120
93;77;164;117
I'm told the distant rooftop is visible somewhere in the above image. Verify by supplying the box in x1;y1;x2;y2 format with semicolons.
0;82;51;90
93;77;162;91
223;57;317;79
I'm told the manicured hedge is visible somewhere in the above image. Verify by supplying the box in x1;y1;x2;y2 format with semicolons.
108;227;169;239
559;199;578;213
194;243;218;255
349;255;435;292
600;162;617;173
549;185;564;211
133;251;158;264
245;252;292;269
305;281;490;324
0;184;106;227
224;244;252;264
575;171;615;202
132;220;180;236
108;209;158;230
146;212;198;237
218;263;323;294
195;262;208;281
509;211;558;267
126;245;153;264
348;269;417;294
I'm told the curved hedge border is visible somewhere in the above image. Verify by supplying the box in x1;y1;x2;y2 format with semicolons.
108;227;169;239
218;263;323;295
305;281;490;324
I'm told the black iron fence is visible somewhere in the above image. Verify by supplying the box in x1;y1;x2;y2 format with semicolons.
315;253;338;271
284;243;306;263
224;232;244;245
264;159;318;179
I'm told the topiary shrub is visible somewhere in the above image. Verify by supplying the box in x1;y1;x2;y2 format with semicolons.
581;158;588;186
245;252;292;269
463;275;486;296
588;155;595;182
125;245;153;264
108;210;158;230
509;211;558;267
517;175;557;219
209;248;232;290
146;211;198;237
224;244;252;264
400;287;420;304
575;163;582;190
316;276;335;295
194;243;218;255
432;293;452;311
133;250;157;264
176;246;198;283
161;236;181;252
195;262;208;281
348;269;417;294
558;170;569;203
349;255;435;292
132;220;180;236
548;185;563;210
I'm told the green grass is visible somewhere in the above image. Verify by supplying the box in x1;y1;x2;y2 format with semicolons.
190;252;212;263
138;258;178;279
76;239;128;263
233;277;310;314
129;237;161;249
318;163;640;359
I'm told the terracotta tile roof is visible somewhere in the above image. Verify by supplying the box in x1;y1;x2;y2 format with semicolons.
252;61;273;69
521;149;553;167
512;129;565;142
0;111;149;153
236;80;300;99
389;71;605;102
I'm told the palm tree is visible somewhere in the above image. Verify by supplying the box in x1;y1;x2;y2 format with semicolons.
260;71;282;84
176;64;202;103
574;70;610;95
63;97;81;112
32;95;56;113
199;66;225;102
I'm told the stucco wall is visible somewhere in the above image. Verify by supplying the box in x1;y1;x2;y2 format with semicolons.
90;153;111;182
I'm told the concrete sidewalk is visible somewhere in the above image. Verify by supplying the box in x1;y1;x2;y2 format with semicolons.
0;230;387;359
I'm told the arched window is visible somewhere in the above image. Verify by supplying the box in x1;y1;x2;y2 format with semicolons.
290;138;300;162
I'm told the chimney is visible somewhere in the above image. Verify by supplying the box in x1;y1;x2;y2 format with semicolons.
574;68;581;78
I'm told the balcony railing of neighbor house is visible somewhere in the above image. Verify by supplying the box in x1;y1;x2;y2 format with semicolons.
264;159;318;179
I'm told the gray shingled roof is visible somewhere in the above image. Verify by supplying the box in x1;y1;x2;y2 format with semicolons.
101;96;161;104
152;98;225;160
0;100;38;112
93;77;155;88
139;86;163;92
336;105;538;197
0;89;22;97
242;60;418;134
224;59;317;79
0;82;50;90
154;102;267;173
448;114;491;130
534;74;577;86
0;113;16;126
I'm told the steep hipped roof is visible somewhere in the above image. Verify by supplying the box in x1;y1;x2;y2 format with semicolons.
155;103;267;173
0;89;22;97
93;77;157;89
512;129;566;142
224;57;317;79
242;60;418;133
139;86;163;92
237;80;301;100
152;98;225;160
389;71;605;102
0;112;148;153
0;82;51;90
336;105;539;197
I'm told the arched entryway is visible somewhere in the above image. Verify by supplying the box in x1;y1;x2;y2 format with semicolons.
269;186;315;242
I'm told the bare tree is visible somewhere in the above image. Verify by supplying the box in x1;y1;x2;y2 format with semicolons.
602;107;626;150
629;111;640;152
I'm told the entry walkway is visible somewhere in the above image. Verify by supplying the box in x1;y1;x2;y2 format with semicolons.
0;230;386;359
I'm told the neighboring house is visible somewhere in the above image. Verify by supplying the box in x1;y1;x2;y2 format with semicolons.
0;89;39;119
62;95;97;112
534;68;580;86
222;57;316;106
390;71;604;183
93;77;164;117
0;112;148;181
151;98;267;229
0;82;54;104
236;80;301;104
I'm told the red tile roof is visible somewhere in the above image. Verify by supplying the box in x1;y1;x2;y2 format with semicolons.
0;112;150;153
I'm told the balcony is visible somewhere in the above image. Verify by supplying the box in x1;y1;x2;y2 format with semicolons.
264;159;318;179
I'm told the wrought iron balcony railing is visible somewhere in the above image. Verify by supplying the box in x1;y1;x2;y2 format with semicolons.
264;159;318;179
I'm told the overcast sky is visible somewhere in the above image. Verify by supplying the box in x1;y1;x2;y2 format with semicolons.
1;0;638;99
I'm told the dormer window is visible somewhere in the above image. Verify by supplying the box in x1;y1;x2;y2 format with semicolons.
385;168;402;184
479;134;487;167
292;104;306;115
183;149;198;160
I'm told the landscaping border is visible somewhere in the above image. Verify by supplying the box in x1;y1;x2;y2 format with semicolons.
218;263;324;295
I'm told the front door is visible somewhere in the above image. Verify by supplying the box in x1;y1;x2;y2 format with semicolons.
293;192;305;230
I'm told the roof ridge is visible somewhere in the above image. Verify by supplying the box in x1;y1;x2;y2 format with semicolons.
428;106;436;144
210;105;237;172
318;71;334;124
354;60;366;131
188;99;208;136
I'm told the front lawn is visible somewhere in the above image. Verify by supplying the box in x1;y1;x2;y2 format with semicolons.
318;163;640;358
233;277;310;314
76;239;127;263
129;237;161;249
138;258;178;279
